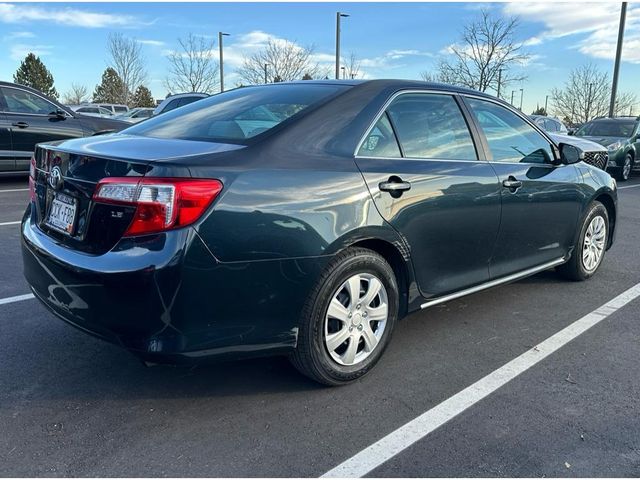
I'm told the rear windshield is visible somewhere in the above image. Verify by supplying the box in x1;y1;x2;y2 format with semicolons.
577;120;637;137
123;84;346;144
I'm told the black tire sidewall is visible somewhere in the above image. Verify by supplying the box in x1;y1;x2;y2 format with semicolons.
305;251;398;384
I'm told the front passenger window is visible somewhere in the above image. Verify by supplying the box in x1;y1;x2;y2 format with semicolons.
467;98;553;164
1;87;57;115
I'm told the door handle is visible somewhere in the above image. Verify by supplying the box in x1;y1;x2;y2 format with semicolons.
502;177;522;191
11;121;29;128
379;179;411;193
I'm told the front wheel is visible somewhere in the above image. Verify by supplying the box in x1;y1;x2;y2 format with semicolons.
615;154;633;181
558;201;609;281
291;247;399;386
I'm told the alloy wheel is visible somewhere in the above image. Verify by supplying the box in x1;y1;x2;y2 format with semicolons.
323;273;388;366
582;215;606;272
623;156;632;180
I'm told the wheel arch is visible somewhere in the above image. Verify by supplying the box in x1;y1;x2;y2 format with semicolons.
344;237;415;319
593;191;616;249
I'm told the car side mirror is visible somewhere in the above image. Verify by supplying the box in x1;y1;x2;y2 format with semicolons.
559;143;583;165
50;109;68;119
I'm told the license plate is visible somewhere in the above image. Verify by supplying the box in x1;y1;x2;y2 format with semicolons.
46;193;77;235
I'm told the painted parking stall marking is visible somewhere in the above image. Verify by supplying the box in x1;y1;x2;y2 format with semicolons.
0;188;29;193
0;293;35;306
322;281;640;478
0;221;21;227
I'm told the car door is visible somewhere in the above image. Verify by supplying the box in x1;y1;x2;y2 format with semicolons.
463;96;584;278
355;92;501;298
1;86;85;171
0;90;15;172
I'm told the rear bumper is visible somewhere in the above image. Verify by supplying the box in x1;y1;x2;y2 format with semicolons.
21;204;329;363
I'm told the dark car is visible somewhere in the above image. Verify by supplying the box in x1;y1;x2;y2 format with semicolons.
21;80;617;385
572;116;640;181
0;81;128;174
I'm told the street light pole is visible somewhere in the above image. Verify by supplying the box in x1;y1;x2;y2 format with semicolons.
519;88;524;111
587;82;594;121
497;68;503;99
218;32;230;92
335;12;349;80
264;63;269;83
544;95;549;113
511;90;515;105
609;2;627;118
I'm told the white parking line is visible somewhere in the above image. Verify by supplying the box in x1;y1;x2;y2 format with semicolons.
0;293;34;306
322;282;640;478
0;188;28;193
0;221;20;226
618;183;640;190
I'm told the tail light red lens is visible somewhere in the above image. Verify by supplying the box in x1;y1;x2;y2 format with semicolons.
93;177;223;236
28;155;36;202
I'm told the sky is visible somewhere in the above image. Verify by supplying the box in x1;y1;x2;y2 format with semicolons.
1;1;639;115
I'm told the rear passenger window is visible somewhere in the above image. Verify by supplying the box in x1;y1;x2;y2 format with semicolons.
357;113;401;158
386;94;477;160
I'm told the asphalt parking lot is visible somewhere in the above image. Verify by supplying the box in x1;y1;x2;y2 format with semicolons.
1;174;639;477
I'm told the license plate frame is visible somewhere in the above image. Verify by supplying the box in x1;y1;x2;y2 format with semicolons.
45;192;78;236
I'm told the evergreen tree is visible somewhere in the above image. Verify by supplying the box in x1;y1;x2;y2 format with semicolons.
93;68;126;104
13;53;58;99
131;85;155;107
301;73;313;80
273;75;283;83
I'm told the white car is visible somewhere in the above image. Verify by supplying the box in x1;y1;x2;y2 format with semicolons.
113;107;155;123
68;105;114;118
153;93;208;116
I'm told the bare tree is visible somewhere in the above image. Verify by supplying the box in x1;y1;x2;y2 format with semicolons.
342;52;361;79
107;33;147;105
437;10;529;95
552;63;638;124
164;33;220;94
237;39;319;84
62;83;89;104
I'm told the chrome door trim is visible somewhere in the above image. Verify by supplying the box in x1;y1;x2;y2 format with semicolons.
420;257;566;309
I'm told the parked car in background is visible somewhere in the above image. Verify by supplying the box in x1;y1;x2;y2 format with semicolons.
0;81;129;174
153;92;208;116
572;116;640;181
548;133;609;171
94;103;129;115
113;107;154;123
530;115;569;134
22;80;617;385
68;104;114;118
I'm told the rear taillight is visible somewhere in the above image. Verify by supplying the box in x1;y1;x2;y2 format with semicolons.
93;177;223;236
28;155;36;202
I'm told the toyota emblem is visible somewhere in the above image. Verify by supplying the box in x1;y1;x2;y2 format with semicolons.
49;166;63;190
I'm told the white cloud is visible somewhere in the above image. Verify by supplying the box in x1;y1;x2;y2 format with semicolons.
504;2;640;63
138;39;165;47
10;43;53;61
3;31;35;41
0;3;139;28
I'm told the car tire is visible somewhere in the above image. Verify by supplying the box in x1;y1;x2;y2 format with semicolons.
615;154;633;181
290;247;399;386
557;201;609;281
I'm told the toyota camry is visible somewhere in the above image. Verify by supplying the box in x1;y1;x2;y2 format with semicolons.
21;80;617;385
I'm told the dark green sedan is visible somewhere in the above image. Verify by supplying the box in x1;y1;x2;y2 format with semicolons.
573;116;640;181
21;80;617;385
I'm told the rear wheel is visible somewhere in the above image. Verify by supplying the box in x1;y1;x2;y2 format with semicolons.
558;201;609;281
291;247;398;386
